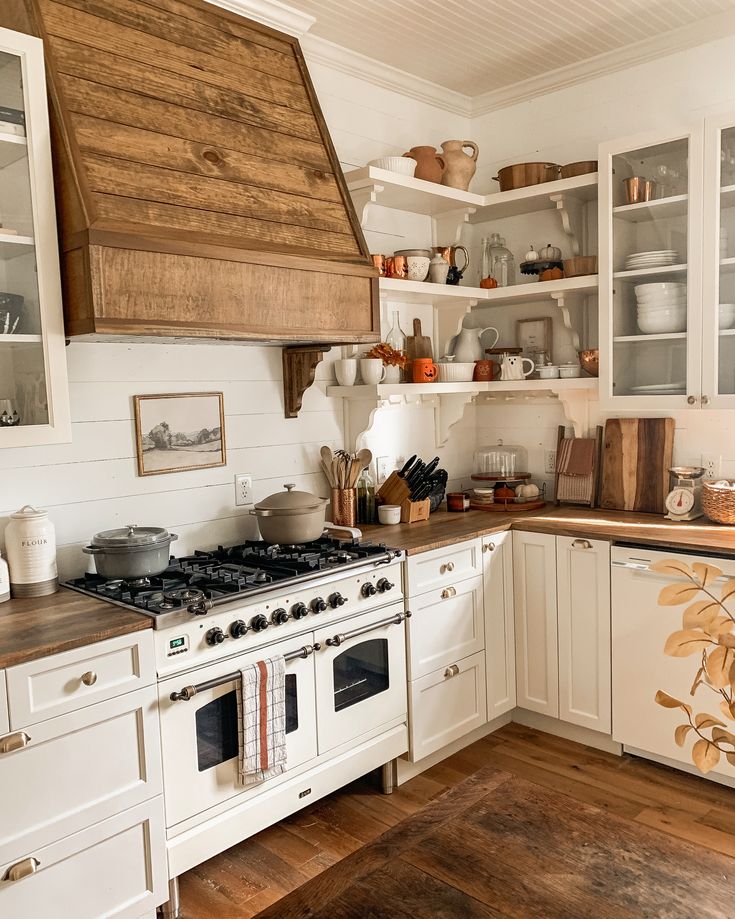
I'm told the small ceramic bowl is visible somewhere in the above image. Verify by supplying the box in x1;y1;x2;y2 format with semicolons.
537;364;560;379
558;363;581;378
406;256;430;281
377;504;401;525
437;362;475;382
368;156;417;177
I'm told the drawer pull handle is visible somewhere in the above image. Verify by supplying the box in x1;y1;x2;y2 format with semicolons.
440;561;455;574
572;539;592;550
441;586;457;600
3;857;40;882
483;542;496;553
0;731;31;755
444;664;460;678
81;670;97;686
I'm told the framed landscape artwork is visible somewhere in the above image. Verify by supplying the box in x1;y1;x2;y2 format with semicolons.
133;392;226;476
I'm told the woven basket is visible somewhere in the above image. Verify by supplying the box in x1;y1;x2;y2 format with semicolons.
702;480;735;524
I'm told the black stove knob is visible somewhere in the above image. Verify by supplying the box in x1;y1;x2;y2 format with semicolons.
361;582;377;598
328;592;346;608
206;627;226;646
311;597;327;614
272;608;290;625
229;619;248;639
291;602;309;620
250;614;269;632
376;578;394;593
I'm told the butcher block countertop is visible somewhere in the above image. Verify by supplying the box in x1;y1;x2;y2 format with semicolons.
361;506;735;556
0;588;151;670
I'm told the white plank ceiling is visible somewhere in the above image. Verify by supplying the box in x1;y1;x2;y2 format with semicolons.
294;0;735;96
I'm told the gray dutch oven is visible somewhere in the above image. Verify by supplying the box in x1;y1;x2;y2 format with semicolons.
250;484;328;544
83;524;178;578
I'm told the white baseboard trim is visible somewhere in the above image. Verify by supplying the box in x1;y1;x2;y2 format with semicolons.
511;709;623;756
624;745;735;789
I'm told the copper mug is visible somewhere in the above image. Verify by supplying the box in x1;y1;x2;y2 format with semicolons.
385;255;407;279
432;245;470;272
371;254;386;276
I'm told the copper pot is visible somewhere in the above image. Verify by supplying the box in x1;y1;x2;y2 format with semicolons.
560;161;597;179
493;162;561;192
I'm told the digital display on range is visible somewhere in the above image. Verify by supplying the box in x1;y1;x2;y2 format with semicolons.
169;637;186;650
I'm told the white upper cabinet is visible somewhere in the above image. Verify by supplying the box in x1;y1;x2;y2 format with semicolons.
0;28;69;447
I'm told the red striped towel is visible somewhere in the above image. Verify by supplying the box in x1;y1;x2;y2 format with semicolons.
237;656;287;785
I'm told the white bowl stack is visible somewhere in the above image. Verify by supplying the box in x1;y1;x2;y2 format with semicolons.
634;282;687;334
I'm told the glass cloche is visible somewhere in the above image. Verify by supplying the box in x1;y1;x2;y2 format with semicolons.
472;439;529;480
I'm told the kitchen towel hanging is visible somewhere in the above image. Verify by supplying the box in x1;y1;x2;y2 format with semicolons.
237;656;287;785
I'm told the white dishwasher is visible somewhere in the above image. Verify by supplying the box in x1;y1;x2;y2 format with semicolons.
612;544;735;785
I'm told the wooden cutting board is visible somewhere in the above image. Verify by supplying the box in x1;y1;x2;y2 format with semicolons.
406;318;433;363
600;417;675;514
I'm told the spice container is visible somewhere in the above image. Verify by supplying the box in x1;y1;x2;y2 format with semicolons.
4;505;58;597
447;492;470;512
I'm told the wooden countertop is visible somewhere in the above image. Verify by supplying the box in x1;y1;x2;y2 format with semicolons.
361;506;735;556
0;587;152;670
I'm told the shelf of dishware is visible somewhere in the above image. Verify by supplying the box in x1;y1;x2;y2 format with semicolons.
0;131;27;169
0;232;34;258
379;274;597;307
613;332;687;343
327;378;597;399
612;194;688;222
344;165;597;220
613;263;687;279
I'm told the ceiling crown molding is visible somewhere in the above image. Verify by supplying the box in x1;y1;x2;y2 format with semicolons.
203;0;315;37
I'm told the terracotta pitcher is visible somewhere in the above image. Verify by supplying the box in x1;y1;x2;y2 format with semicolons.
403;146;445;184
440;140;479;191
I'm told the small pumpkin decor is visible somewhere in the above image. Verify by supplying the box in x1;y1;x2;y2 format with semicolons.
539;242;562;261
480;276;498;289
516;483;540;499
495;485;516;500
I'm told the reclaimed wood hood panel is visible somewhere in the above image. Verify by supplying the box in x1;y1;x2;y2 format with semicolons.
2;0;379;343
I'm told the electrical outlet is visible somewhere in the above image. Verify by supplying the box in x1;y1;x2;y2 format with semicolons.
544;450;557;474
702;454;722;479
376;456;391;484
234;474;253;507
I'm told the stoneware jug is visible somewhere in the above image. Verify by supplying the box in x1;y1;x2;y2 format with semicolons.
499;353;535;381
452;326;499;363
403;146;445;183
428;253;450;284
440;140;479;191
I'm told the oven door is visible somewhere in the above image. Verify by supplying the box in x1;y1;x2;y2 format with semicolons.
314;602;408;754
158;635;318;828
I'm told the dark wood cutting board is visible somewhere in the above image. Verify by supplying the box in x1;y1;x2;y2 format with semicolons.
406;318;433;363
600;417;674;514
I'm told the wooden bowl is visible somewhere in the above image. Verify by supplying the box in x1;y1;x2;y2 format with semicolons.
563;256;598;278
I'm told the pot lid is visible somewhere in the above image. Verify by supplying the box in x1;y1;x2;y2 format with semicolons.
255;484;328;514
91;524;173;547
11;504;48;519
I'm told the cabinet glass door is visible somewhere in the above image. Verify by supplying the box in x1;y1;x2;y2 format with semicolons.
601;131;702;406
0;29;69;446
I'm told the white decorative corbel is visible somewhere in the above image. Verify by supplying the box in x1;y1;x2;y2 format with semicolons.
433;392;477;447
432;207;476;247
550;193;585;256
550;291;581;351
349;183;385;228
557;389;591;438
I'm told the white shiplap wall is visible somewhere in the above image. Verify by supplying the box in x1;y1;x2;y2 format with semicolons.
0;57;467;580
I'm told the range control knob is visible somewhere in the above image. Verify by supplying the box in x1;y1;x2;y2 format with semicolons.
376;578;394;593
206;627;226;646
328;592;346;609
272;608;290;625
361;582;377;598
229;619;249;639
291;602;309;620
250;614;269;632
311;597;327;614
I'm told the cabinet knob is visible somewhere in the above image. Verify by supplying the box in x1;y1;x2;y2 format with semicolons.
81;670;97;686
3;856;40;882
440;586;457;600
701;395;710;406
687;395;697;405
440;561;455;574
0;731;31;755
444;664;460;678
483;542;496;553
572;539;592;550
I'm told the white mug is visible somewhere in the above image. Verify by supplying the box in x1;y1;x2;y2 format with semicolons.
499;354;535;381
360;358;386;385
335;358;357;386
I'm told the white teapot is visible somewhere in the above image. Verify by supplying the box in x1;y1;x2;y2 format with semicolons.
499;353;535;381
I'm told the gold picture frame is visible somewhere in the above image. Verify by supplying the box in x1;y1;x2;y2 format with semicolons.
133;392;226;477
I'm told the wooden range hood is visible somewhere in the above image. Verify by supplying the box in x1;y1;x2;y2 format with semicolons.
3;0;379;397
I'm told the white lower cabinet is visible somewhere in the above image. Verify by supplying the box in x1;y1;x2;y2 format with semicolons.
0;672;7;736
482;532;516;718
408;651;487;762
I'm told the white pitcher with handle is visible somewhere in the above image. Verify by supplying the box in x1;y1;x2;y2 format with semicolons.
451;326;499;363
499;353;535;381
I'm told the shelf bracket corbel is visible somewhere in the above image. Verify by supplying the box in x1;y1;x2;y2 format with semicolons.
557;389;591;438
282;345;331;418
433;392;477;447
550;292;581;351
349;182;385;228
432;206;476;247
550;193;584;256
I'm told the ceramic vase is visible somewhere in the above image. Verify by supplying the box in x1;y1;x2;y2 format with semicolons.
440;140;479;191
403;146;445;183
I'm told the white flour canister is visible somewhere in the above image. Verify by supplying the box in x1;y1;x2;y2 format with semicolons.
4;505;58;597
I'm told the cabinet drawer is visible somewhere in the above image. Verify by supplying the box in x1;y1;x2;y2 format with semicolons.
7;631;155;728
407;539;482;596
0;672;7;736
0;685;162;865
407;576;484;679
0;797;167;919
407;651;487;763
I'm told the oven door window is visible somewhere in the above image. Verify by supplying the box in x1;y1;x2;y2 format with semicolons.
195;673;298;772
332;638;389;712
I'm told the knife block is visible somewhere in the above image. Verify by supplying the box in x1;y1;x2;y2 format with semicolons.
377;472;430;524
400;497;430;523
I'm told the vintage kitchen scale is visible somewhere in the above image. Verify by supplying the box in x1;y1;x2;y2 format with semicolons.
664;466;705;521
470;440;546;512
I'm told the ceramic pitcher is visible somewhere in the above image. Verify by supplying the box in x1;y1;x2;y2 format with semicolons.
403;146;445;183
452;326;499;363
440;140;479;191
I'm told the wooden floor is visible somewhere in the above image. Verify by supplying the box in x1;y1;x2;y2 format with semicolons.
178;723;735;917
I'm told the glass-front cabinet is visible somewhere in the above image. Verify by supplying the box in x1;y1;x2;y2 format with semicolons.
0;27;69;446
599;129;703;408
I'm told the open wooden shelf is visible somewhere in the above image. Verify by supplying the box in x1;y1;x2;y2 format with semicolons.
379;274;597;307
470;172;598;222
327;378;597;399
612;194;688;222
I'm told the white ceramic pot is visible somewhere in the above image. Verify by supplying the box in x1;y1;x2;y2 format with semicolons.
558;363;581;378
4;505;58;596
537;364;560;379
437;362;475;382
406;256;430;281
335;358;357;386
377;504;401;525
360;358;386;385
428;254;450;284
367;156;417;177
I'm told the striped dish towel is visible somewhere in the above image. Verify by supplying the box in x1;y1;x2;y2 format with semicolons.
236;656;287;786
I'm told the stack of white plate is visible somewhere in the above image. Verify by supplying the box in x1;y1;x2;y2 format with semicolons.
634;282;687;333
625;249;680;270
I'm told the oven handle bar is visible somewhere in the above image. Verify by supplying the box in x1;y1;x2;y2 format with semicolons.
325;610;412;648
169;643;322;701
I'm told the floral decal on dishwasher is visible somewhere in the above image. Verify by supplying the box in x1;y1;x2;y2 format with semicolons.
653;558;735;774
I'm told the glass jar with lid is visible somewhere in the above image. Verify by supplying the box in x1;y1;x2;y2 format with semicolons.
472;439;528;479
